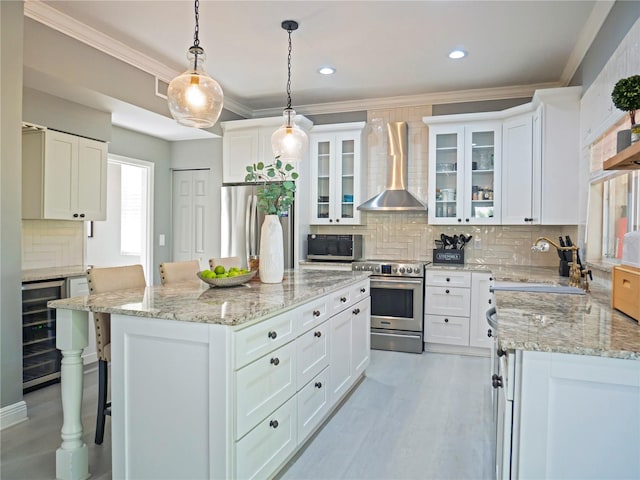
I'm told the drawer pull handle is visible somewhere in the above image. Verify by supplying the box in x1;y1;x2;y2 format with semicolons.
491;374;503;389
73;213;79;218
269;420;279;429
446;278;450;282
270;357;280;366
488;299;492;304
360;288;366;293
444;318;449;323
353;308;360;315
340;296;347;303
487;329;493;338
445;289;450;294
268;331;277;340
313;310;321;317
315;381;322;389
314;331;322;338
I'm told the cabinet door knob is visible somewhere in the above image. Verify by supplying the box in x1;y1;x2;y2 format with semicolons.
488;299;492;304
270;357;280;366
269;420;279;429
79;213;85;218
497;347;506;357
444;318;449;323
313;310;321;317
268;331;277;339
360;288;366;293
315;382;322;389
491;374;503;389
340;296;347;303
329;219;333;223
336;219;340;223
352;308;360;315
445;289;450;294
465;218;470;223
314;331;322;338
457;218;462;223
73;213;79;218
446;277;450;282
487;329;493;338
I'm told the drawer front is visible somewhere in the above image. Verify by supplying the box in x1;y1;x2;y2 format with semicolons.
296;321;330;387
331;286;353;314
612;267;640;320
235;395;297;480
426;270;471;288
425;286;471;317
350;279;370;304
234;311;296;369
293;297;330;334
235;341;297;440
297;367;330;442
424;314;470;346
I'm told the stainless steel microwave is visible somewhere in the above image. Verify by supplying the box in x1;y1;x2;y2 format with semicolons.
307;234;363;261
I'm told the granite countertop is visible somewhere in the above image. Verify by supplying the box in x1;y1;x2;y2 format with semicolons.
22;265;88;282
492;268;639;360
49;269;370;327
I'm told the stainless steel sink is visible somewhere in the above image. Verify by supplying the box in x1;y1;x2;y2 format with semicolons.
492;281;585;295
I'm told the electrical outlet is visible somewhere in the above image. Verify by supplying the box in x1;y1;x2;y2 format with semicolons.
474;237;482;249
159;234;166;246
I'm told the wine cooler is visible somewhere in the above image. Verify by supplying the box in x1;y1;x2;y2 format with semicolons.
22;279;65;391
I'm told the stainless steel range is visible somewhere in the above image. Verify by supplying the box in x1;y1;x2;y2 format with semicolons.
352;260;430;353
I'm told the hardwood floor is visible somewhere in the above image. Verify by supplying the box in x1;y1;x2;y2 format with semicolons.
1;351;493;480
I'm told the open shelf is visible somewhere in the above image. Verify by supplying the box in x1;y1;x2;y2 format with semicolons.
603;141;640;170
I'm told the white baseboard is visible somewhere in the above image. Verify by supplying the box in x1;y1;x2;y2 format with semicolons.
424;342;491;357
0;400;28;430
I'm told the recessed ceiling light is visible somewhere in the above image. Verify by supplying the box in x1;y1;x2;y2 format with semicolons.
318;66;336;75
448;49;467;60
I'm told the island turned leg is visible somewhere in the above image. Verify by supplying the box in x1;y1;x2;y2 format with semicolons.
55;309;90;480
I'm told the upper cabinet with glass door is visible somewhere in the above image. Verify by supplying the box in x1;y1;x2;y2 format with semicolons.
309;122;366;225
425;120;501;225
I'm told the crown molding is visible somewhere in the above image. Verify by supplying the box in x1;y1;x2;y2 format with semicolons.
23;0;251;118
560;0;615;86
252;82;561;117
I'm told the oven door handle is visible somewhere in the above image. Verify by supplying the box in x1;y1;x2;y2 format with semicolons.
370;278;423;288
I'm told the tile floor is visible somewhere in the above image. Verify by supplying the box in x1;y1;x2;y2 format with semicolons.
1;351;493;480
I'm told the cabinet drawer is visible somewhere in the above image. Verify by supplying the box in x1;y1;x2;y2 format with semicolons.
235;395;297;480
297;367;330;442
234;311;296;369
235;341;296;440
612;266;640;321
331;286;353;314
291;297;330;334
426;270;471;287
424;314;470;346
350;279;370;304
296;321;330;387
425;286;471;317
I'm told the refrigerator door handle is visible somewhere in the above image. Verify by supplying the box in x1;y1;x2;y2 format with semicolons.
245;195;253;257
248;194;258;256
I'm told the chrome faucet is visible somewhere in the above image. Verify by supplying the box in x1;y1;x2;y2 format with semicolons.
531;237;590;292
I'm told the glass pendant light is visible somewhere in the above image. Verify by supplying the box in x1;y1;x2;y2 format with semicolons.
167;0;223;129
271;20;308;163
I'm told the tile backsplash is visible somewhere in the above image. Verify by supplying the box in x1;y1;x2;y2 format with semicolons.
22;220;84;269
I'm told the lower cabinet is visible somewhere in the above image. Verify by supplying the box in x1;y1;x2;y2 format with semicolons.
297;366;330;442
424;269;493;353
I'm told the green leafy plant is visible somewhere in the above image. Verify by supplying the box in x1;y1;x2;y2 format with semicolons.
245;157;298;216
611;74;640;125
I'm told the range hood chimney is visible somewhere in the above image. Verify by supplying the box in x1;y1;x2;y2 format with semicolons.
358;121;426;211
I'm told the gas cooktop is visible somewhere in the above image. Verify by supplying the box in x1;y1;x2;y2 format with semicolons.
352;259;431;277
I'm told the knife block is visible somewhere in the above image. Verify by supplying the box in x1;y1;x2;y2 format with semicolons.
558;260;571;277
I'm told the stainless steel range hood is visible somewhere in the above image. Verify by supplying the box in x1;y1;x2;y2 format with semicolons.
358;121;426;212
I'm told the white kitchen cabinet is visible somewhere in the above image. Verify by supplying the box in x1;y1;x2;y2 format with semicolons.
425;122;501;225
22;128;107;221
309;122;366;225
111;278;370;480
221;115;313;184
424;269;492;353
67;276;97;365
501;87;581;225
468;272;494;349
503;350;640;479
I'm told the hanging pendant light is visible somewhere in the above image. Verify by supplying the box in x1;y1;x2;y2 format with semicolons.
167;0;223;129
271;20;308;163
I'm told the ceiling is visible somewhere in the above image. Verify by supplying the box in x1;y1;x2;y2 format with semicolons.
26;0;610;140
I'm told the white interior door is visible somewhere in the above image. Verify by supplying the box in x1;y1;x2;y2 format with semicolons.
172;169;212;270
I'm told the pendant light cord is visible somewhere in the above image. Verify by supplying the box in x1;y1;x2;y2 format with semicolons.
286;26;292;110
193;0;200;48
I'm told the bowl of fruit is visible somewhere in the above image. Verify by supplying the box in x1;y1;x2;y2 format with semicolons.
197;265;257;287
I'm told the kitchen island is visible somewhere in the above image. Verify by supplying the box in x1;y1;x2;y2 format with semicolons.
492;280;640;479
49;269;371;480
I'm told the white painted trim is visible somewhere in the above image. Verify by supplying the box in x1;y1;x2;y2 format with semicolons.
108;154;155;286
560;1;615;86
0;401;28;430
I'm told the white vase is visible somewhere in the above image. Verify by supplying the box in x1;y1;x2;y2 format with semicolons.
259;215;284;283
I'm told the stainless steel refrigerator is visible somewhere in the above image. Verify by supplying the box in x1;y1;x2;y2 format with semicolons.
220;184;294;269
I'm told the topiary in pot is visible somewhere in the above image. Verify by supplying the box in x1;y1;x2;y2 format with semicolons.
612;75;640;125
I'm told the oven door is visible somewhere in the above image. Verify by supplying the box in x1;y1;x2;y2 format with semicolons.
369;277;423;332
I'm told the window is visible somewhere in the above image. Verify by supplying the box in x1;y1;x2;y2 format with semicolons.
120;164;146;255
